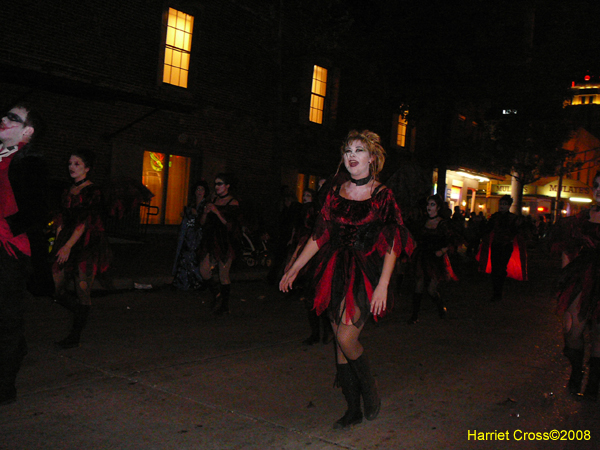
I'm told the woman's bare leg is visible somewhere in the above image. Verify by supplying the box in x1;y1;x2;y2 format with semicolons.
564;294;585;350
563;293;586;394
331;321;364;363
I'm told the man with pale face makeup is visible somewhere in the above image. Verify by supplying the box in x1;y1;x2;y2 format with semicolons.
0;103;50;405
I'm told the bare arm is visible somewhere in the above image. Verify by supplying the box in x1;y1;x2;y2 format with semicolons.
561;251;570;269
279;237;320;292
370;247;398;316
55;223;86;264
202;201;238;225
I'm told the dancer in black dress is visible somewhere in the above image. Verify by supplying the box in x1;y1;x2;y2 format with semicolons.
555;171;600;400
198;173;240;315
280;130;414;429
52;150;110;348
407;194;456;324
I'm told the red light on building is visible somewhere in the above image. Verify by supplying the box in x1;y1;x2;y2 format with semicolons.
537;206;546;212
585;75;591;81
572;81;576;87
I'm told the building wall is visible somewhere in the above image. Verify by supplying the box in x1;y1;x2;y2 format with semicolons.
1;0;283;232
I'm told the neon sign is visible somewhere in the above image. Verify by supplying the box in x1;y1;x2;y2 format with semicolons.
150;152;164;172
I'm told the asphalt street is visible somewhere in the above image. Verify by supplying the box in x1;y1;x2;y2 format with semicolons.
1;241;600;450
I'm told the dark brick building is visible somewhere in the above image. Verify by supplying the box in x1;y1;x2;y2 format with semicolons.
1;1;350;237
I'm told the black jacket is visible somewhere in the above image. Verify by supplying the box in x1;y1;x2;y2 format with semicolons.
5;143;54;296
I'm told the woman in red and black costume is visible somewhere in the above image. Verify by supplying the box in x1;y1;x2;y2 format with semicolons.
554;171;600;401
52;149;110;349
407;194;457;324
280;130;414;429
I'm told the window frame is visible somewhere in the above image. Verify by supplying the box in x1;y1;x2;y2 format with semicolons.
160;7;195;89
309;65;328;124
396;114;408;148
142;151;193;225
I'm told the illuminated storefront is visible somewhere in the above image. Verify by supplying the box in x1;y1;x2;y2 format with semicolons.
477;177;593;218
433;168;503;215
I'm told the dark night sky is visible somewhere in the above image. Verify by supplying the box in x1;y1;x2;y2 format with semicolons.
334;0;600;99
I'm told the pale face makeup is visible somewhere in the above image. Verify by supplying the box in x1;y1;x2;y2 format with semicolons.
302;191;313;204
427;199;440;218
214;178;229;197
68;155;90;183
0;107;32;147
343;140;372;179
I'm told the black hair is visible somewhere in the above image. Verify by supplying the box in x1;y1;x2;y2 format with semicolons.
303;188;316;200
215;172;238;190
427;194;443;210
12;102;45;143
71;148;96;170
499;194;513;205
192;179;210;199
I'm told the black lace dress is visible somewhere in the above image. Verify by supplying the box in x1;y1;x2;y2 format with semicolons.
309;185;415;327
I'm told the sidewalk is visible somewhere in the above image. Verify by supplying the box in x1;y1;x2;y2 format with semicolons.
106;231;269;290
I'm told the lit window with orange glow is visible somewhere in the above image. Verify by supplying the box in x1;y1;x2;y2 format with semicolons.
396;115;407;147
450;186;461;200
163;8;194;88
309;65;328;124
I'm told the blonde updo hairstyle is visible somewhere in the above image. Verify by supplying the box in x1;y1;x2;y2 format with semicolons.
338;130;386;179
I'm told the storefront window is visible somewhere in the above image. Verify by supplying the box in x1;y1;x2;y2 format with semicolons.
142;151;191;224
296;173;320;202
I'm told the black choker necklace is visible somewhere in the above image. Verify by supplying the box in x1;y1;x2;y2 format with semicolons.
217;193;229;199
350;175;372;186
73;178;87;187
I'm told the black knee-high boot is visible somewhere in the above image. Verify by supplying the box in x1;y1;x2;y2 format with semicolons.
407;293;422;324
563;346;585;395
321;316;333;345
491;273;505;302
584;357;600;401
303;309;320;345
348;353;381;421
53;291;79;313
433;293;447;319
56;305;91;349
214;284;230;315
333;363;363;429
207;279;221;311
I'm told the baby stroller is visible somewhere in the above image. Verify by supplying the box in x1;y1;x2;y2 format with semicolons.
241;228;272;267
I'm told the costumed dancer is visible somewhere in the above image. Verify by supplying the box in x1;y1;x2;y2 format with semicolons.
553;171;600;401
199;173;241;316
0;104;49;404
280;130;414;429
172;180;209;290
407;194;457;324
477;195;527;302
52;149;110;349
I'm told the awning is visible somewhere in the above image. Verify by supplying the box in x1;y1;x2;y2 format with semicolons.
538;178;593;201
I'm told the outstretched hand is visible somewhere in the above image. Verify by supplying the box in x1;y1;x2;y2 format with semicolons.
56;246;72;265
279;267;299;292
370;282;388;316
